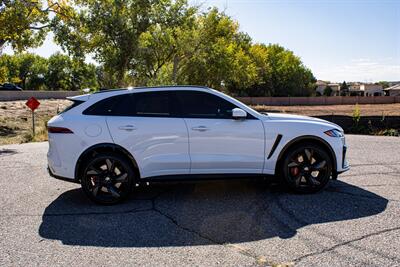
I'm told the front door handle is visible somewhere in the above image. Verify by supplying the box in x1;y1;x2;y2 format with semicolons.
118;125;137;131
191;126;209;132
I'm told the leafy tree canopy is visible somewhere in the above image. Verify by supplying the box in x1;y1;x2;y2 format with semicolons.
2;0;317;96
0;52;97;90
0;0;70;52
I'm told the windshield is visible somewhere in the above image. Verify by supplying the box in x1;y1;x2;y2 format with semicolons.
212;90;264;117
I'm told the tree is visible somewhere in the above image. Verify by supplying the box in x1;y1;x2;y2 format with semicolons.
175;8;257;92
378;81;389;89
0;1;69;52
0;52;96;90
324;86;333;96
0;53;47;89
0;54;19;83
340;81;349;96
16;2;317;96
44;53;71;90
45;52;97;91
70;60;98;91
246;44;315;97
134;0;197;84
52;0;194;87
16;53;48;90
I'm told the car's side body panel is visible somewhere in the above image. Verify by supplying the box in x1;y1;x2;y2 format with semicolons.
261;117;348;175
47;114;113;179
106;116;190;178
184;118;265;174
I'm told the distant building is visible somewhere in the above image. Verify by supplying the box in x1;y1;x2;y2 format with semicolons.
315;81;340;96
315;80;328;96
328;83;340;96
360;84;383;96
315;81;385;96
384;84;400;96
388;81;400;87
349;83;360;91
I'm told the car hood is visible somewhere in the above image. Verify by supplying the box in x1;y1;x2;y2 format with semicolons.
263;113;343;131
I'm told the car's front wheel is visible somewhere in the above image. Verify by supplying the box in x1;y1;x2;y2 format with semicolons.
81;153;134;204
282;143;332;193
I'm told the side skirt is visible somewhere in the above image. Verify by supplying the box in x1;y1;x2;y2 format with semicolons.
140;173;276;183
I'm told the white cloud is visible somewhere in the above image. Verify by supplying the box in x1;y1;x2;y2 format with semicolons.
316;58;400;82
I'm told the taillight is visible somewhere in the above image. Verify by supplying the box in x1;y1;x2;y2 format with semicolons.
47;127;74;134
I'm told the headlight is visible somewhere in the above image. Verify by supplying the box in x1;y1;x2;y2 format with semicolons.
324;129;344;137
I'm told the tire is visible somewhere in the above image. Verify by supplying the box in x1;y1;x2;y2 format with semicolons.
80;153;135;204
281;143;332;193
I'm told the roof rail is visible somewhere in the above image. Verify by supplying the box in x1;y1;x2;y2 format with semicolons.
93;88;127;94
93;85;210;94
130;85;211;90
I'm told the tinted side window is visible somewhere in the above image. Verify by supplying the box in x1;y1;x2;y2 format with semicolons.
134;92;170;116
175;91;236;119
83;95;130;116
83;92;172;117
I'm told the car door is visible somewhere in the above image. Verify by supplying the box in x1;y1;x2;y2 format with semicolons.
175;90;265;174
104;91;190;178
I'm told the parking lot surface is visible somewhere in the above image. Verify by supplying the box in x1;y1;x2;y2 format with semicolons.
0;135;399;266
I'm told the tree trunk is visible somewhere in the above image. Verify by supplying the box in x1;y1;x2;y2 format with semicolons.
0;40;6;54
172;55;179;84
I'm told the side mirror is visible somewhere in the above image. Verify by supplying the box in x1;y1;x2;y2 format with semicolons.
232;108;247;120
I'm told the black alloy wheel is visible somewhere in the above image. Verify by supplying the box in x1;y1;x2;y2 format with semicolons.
282;143;332;193
81;153;134;204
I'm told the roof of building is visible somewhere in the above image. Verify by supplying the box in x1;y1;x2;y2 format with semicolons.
384;84;400;91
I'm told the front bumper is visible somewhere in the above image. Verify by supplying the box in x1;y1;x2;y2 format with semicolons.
335;145;350;177
342;145;350;170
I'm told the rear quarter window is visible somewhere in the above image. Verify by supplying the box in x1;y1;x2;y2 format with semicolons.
83;92;173;117
83;94;133;116
58;100;84;114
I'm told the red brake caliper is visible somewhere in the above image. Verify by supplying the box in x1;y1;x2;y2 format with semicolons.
290;167;299;176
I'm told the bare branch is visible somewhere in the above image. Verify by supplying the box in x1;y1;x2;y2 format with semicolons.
29;24;50;30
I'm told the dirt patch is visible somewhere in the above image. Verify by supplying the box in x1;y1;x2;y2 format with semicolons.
0;99;70;144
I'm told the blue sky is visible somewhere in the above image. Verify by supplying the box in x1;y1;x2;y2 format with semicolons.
5;0;400;82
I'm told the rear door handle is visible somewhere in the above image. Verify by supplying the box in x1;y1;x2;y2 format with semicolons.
191;126;209;132
118;125;136;131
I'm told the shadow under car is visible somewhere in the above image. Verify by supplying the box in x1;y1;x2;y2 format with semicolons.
38;179;388;247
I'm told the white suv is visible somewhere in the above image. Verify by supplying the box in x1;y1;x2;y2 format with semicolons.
47;86;349;204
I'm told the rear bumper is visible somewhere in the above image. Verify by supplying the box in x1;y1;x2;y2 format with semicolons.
47;166;79;184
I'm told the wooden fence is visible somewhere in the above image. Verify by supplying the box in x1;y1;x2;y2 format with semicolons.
0;90;80;101
1;90;400;105
237;96;400;106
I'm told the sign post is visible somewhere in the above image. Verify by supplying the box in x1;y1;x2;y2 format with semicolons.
25;97;40;136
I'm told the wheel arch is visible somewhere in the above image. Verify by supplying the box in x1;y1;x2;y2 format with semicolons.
275;135;337;174
75;143;140;181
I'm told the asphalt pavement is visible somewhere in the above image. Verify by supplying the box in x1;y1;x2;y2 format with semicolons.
0;135;399;266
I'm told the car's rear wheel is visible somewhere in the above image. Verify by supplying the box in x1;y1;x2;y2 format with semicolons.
282;143;332;193
81;153;134;204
